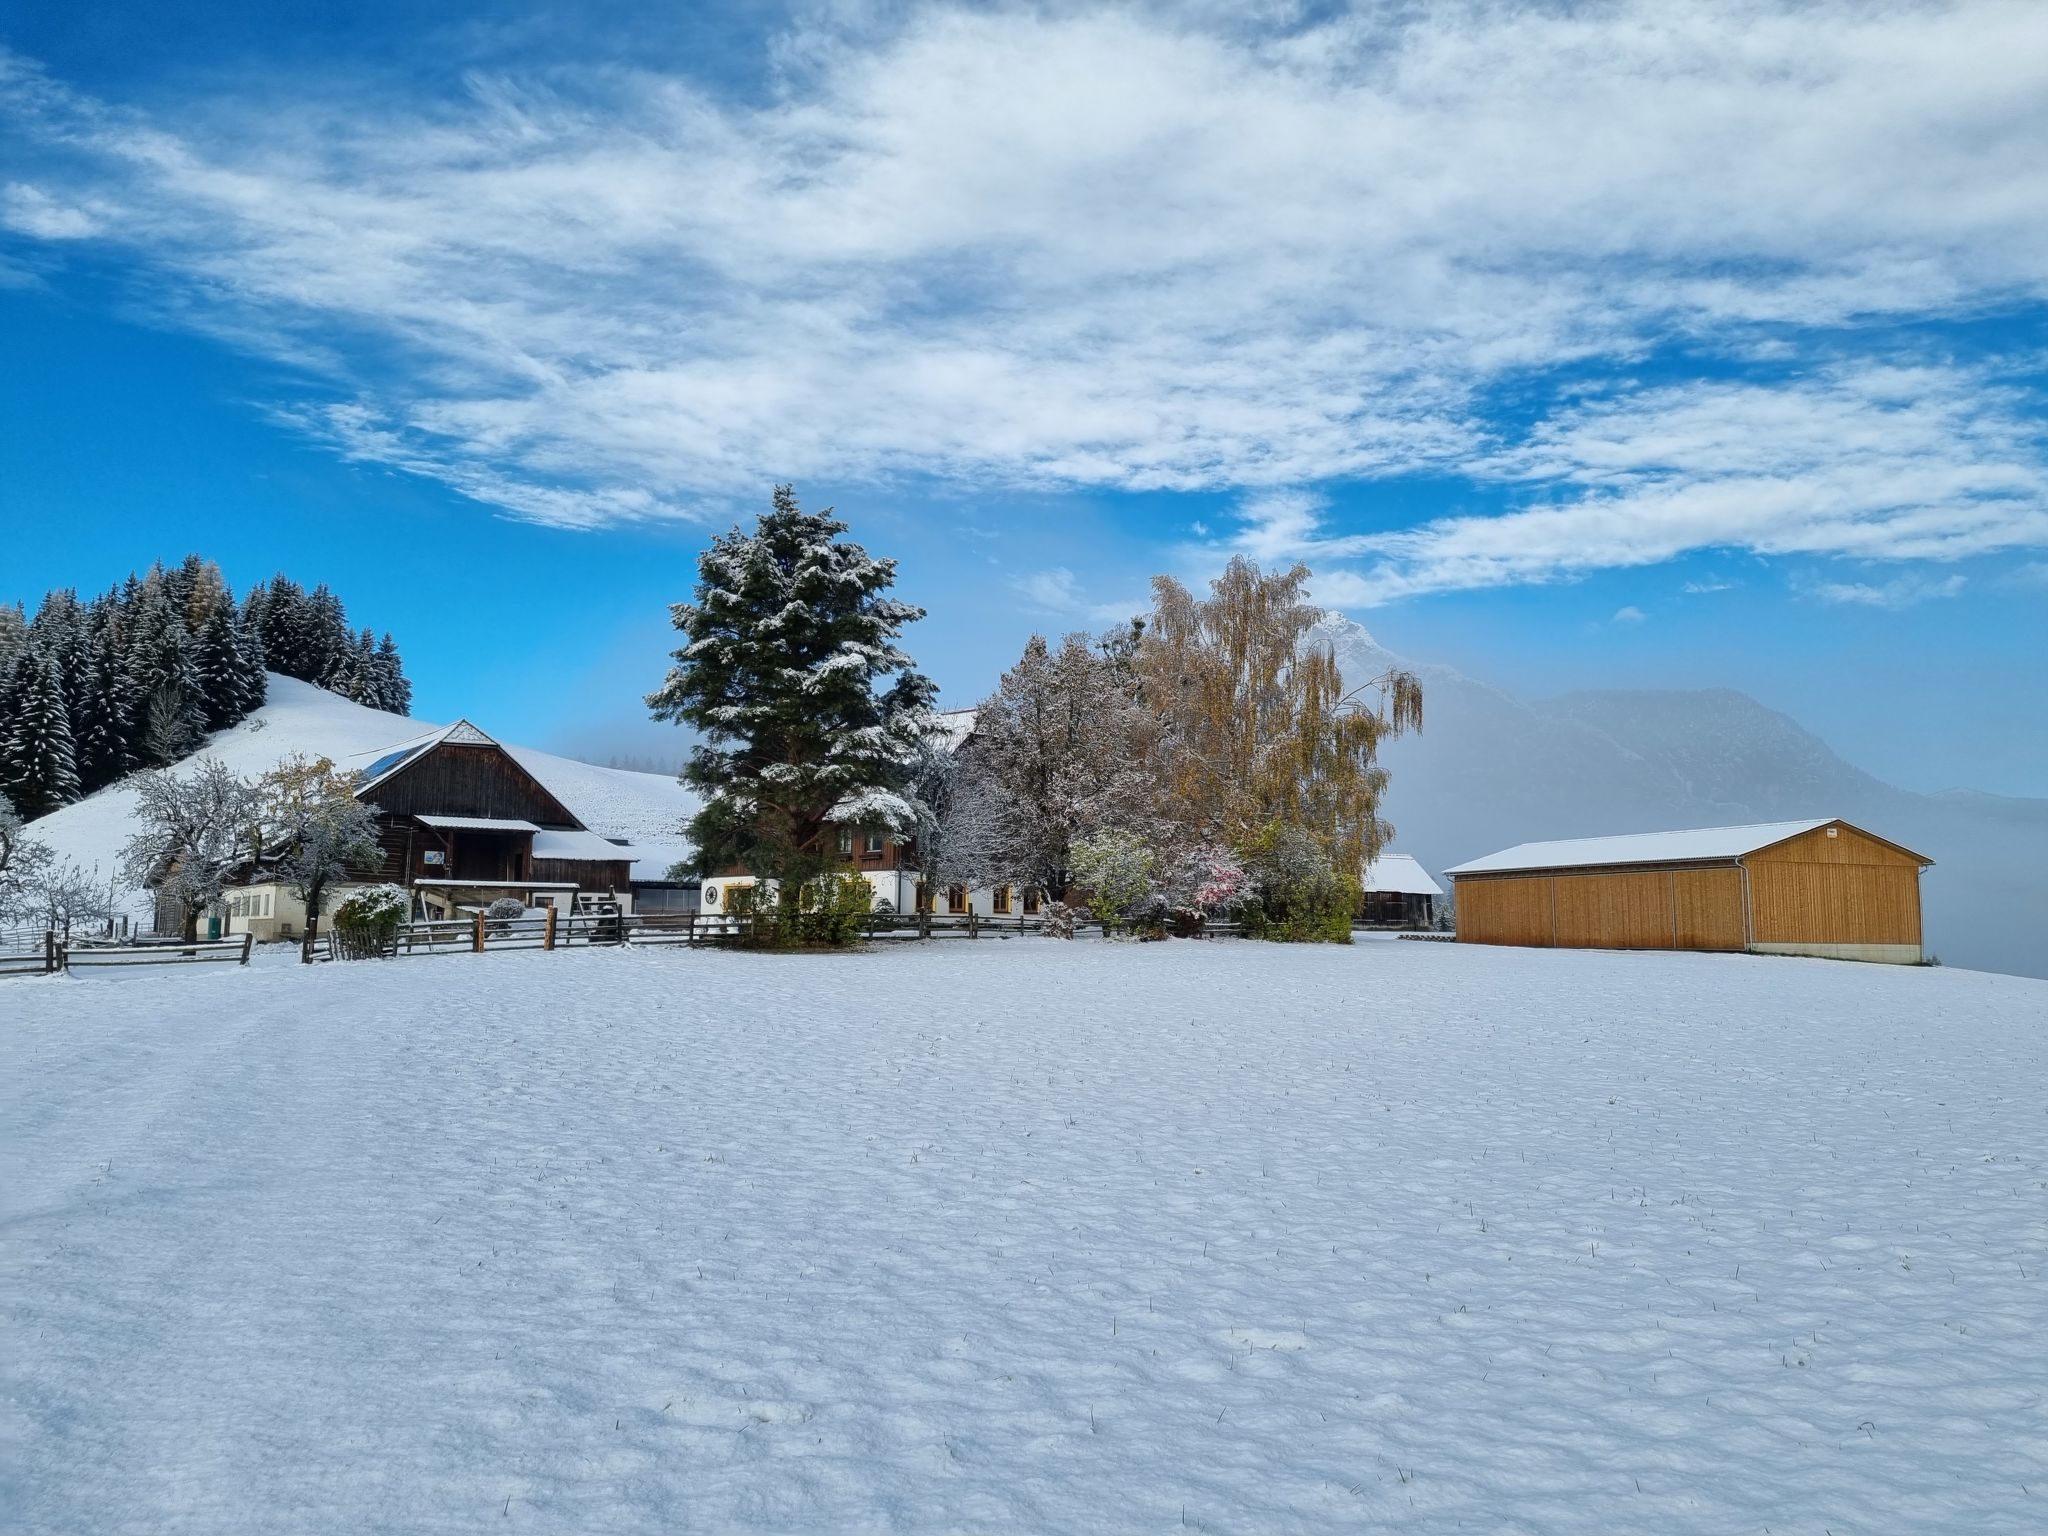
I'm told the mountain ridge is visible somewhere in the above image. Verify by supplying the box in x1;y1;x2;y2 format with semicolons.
1311;613;2046;979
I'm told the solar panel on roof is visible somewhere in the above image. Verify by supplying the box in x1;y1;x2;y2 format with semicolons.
362;744;421;781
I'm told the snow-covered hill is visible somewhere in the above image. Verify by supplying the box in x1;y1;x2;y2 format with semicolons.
1312;614;2048;979
24;674;698;918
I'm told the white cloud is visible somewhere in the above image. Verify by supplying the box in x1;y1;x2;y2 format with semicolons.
1682;579;1734;594
1812;573;1968;608
1312;367;2048;602
1611;606;1647;624
1011;566;1083;611
1;0;2045;580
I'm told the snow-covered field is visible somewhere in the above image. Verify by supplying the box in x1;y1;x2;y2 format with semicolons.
22;674;699;918
4;940;2042;1533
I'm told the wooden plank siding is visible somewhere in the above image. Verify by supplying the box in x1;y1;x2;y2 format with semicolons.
1671;868;1745;950
1455;875;1555;947
1460;863;1748;952
1747;863;1921;946
1746;822;1925;869
1554;871;1671;949
364;743;578;827
1746;821;1924;946
531;858;635;892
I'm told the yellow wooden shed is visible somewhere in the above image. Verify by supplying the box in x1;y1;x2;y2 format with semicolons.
1446;818;1932;964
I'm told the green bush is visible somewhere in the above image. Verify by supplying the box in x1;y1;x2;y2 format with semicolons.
332;882;407;959
1238;823;1357;944
729;872;875;948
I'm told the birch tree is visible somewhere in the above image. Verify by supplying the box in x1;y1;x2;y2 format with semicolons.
1142;557;1422;876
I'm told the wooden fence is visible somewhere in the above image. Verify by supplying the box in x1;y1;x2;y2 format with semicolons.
1;930;254;976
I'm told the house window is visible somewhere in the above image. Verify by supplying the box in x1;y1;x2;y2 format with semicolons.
838;826;854;856
915;882;933;914
992;884;1011;914
865;831;885;855
1023;887;1041;915
947;885;968;914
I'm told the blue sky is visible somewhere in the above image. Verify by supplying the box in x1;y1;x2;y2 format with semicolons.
4;1;2045;793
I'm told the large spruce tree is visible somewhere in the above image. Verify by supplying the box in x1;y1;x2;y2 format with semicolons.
648;485;935;911
2;648;82;817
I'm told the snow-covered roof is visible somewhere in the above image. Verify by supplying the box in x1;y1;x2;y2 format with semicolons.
348;718;504;796
1445;819;1836;876
1362;853;1444;896
531;828;635;862
416;815;541;832
929;708;978;752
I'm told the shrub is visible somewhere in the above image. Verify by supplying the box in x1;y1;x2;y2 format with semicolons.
332;882;407;959
1041;900;1079;940
729;872;875;947
1070;830;1155;935
1239;823;1357;944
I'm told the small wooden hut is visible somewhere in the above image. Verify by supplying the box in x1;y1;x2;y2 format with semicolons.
1446;818;1931;964
1359;853;1445;928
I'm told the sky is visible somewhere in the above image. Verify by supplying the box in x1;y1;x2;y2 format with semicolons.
3;0;2046;794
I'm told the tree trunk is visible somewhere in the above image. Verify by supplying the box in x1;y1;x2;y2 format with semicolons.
182;905;200;943
300;880;323;963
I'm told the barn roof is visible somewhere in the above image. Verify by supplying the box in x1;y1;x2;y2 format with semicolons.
415;815;542;832
350;718;504;797
1445;818;1837;876
531;828;636;862
1362;853;1444;896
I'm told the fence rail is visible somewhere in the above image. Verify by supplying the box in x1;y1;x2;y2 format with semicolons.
1;930;254;976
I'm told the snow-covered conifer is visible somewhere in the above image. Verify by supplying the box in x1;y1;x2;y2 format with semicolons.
647;485;936;923
1;648;82;817
192;598;251;731
374;633;411;715
126;583;205;764
305;585;352;687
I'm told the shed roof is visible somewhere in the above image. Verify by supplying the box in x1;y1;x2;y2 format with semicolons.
531;828;636;862
1445;818;1837;876
416;814;542;832
1362;853;1445;896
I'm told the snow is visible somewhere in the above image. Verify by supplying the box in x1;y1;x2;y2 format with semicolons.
824;786;918;828
1362;852;1444;895
417;815;544;832
1445;818;1838;875
5;940;2042;1534
530;828;635;862
20;675;699;918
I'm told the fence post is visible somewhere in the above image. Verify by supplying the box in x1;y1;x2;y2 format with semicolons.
240;931;254;966
544;905;558;951
473;911;486;953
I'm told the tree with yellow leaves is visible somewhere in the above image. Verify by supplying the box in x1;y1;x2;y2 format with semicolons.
1141;556;1422;879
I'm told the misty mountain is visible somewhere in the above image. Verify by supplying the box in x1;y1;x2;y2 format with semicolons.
1311;614;2047;979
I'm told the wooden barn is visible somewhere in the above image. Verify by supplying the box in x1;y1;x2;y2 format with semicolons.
1445;818;1932;964
1359;853;1444;928
349;720;636;918
217;719;643;938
